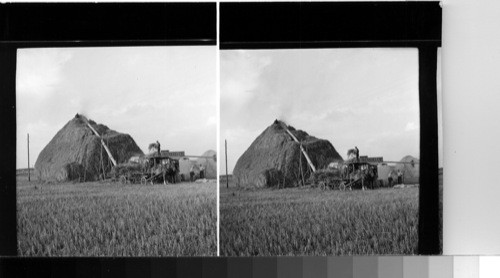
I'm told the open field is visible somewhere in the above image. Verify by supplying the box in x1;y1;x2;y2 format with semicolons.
17;176;216;256
220;186;419;256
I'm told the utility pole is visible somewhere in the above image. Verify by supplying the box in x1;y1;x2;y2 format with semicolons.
27;133;30;182
225;139;228;189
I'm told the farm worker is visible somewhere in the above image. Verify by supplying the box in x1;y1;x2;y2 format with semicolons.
175;161;180;176
397;170;403;184
156;140;161;156
388;171;393;187
199;164;205;179
355;146;359;161
190;165;195;182
168;160;176;184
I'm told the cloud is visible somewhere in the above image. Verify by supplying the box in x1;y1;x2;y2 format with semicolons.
206;116;216;127
220;48;420;173
405;122;419;131
16;120;60;169
221;51;272;109
17;49;73;97
363;130;419;160
16;46;216;169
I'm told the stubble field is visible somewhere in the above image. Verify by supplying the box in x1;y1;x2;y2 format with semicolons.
220;185;419;256
17;177;217;256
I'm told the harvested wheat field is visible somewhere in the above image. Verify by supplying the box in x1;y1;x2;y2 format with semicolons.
17;176;216;256
220;185;419;256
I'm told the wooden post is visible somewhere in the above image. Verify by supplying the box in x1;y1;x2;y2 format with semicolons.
80;115;117;166
280;122;316;172
100;143;105;180
225;139;229;189
27;133;30;182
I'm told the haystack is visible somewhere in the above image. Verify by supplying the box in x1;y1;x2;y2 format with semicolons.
233;120;343;188
35;115;143;182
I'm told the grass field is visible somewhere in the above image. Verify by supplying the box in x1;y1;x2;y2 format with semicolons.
220;185;419;256
17;176;216;256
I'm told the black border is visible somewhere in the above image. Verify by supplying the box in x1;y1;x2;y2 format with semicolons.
220;2;441;49
220;1;441;255
0;3;216;46
0;40;17;257
0;2;216;260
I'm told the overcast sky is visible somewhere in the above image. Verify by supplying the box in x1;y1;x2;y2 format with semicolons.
16;46;216;169
221;48;442;174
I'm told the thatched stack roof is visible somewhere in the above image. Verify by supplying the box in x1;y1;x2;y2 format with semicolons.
233;120;343;188
35;115;143;182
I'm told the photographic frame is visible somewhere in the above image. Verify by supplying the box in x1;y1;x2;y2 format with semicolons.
220;1;441;255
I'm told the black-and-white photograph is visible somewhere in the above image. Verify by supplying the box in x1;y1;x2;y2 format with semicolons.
16;46;217;256
220;48;443;255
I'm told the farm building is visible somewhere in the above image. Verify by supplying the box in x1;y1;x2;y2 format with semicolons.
395;155;420;184
178;157;198;181
197;150;217;179
177;150;217;180
35;114;143;182
376;164;396;185
233;120;343;188
377;155;420;185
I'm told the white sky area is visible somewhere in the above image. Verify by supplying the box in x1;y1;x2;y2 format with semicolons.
221;48;442;174
16;46;216;169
